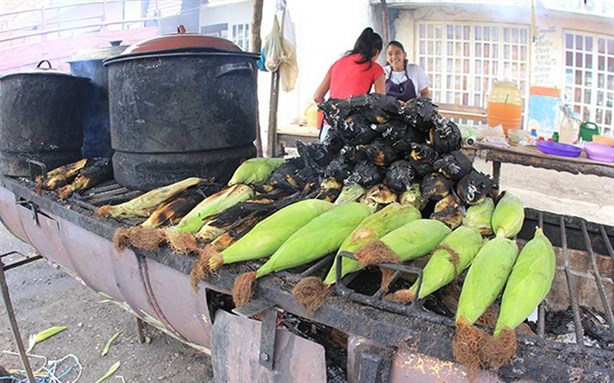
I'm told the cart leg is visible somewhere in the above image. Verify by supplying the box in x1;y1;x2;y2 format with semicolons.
0;259;37;383
135;316;146;344
492;161;501;186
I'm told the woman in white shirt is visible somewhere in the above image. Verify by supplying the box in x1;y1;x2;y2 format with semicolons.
384;40;430;102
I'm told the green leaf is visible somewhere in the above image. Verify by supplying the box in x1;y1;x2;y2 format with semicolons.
27;325;68;353
95;361;120;383
102;331;122;356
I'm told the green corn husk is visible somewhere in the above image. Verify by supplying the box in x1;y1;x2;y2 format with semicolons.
480;228;556;368
455;237;519;325
399;183;425;210
232;202;372;307
491;192;524;239
405;226;483;300
96;177;204;219
228;157;286;186
256;202;373;277
212;199;334;268
334;182;366;205
27;325;68;353
323;203;421;285
494;228;556;334
141;188;205;228
376;219;451;263
173;184;254;233
463;197;494;235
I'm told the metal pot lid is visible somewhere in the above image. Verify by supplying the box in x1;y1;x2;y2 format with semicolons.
120;25;243;55
68;41;128;62
0;60;84;80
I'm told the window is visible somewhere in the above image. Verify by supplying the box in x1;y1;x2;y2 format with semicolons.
564;31;613;135
417;22;529;112
232;23;249;51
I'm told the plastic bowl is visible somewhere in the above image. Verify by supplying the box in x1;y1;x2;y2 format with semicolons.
584;142;614;163
537;141;582;158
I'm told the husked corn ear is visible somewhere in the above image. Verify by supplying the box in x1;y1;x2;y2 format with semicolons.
463;197;494;235
323;203;421;285
228;157;285;186
255;202;373;278
173;184;254;233
378;219;451;262
96;177;204;219
456;237;519;325
408;226;483;299
494;227;555;335
491;192;524;239
212;199;334;268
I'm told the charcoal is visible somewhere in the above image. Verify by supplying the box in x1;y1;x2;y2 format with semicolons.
410;143;439;176
384;160;416;193
455;169;495;205
340;145;369;163
346;160;385;187
430;117;462;154
340;114;378;145
365;138;399;166
321;127;345;153
297;141;335;173
433;150;473;181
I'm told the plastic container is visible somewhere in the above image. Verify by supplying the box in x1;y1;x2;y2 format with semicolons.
592;135;614;146
558;106;580;145
584;142;614;163
537;141;581;158
487;80;523;137
578;122;600;143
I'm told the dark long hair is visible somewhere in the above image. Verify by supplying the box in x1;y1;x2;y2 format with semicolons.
386;40;409;67
346;27;383;69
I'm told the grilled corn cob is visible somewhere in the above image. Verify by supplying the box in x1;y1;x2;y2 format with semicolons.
141;187;205;228
463;197;494;235
480;227;555;368
45;158;92;190
491;191;524;238
172;184;254;233
228;157;286;186
96;177;204;219
334;182;366;205
399;183;425;210
389;226;483;303
57;158;113;199
232;202;372;306
294;203;421;313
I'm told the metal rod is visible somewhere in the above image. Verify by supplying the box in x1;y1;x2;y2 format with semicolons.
0;259;37;383
299;254;334;278
537;211;545;338
600;224;614;263
581;220;614;335
561;216;585;347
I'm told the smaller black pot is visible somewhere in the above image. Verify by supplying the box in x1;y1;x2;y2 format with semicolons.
0;60;89;176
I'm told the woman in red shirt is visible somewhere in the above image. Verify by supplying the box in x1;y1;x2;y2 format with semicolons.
313;27;386;140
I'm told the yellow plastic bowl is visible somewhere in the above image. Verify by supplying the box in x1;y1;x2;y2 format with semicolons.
592;135;614;146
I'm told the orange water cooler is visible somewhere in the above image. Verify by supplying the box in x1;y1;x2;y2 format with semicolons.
487;80;523;137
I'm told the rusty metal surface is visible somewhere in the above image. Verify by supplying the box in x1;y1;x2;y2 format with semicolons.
1;176;613;382
476;143;614;178
0;187;30;244
211;310;326;383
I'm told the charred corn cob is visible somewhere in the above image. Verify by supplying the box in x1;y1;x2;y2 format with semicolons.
228;157;286;186
172;184;254;233
399;183;425;210
57;158;113;199
463;197;494;235
45;158;92;190
456;237;519;325
491;191;524;239
96;177;204;219
35;158;88;187
405;226;483;300
323;203;421;285
141;187;205;228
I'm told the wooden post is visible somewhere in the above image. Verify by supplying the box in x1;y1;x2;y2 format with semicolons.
266;3;286;158
380;0;390;45
251;0;264;156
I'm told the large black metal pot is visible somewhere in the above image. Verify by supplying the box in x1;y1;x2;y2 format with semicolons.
68;41;127;158
0;60;88;176
103;30;259;190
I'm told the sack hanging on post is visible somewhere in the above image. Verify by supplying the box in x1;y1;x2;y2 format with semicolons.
263;16;284;72
279;9;298;91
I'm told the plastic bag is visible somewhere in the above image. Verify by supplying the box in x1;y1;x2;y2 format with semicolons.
263;16;283;72
279;38;298;91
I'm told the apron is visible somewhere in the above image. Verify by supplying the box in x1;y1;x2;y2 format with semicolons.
385;69;417;102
